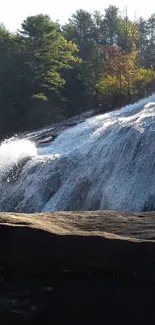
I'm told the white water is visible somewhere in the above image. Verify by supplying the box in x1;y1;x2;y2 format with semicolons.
1;94;155;212
0;138;37;175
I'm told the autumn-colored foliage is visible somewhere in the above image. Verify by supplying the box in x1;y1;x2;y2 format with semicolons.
96;46;155;103
1;6;155;135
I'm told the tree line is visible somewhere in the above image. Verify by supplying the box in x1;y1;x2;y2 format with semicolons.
1;5;155;136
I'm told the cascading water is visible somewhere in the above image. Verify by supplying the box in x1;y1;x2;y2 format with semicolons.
1;94;155;213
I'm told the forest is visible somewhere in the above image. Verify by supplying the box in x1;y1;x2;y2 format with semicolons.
1;5;155;136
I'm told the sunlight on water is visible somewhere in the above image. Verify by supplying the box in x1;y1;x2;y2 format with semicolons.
0;138;37;173
1;94;155;212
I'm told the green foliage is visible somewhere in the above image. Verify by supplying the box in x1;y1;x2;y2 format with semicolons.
96;46;155;104
0;15;80;135
19;15;79;92
96;75;120;95
1;7;155;136
134;67;155;90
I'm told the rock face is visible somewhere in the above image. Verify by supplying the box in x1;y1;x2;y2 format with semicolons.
0;211;155;324
3;96;155;213
0;210;155;273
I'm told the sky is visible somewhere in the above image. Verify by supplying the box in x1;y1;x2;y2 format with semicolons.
1;0;155;32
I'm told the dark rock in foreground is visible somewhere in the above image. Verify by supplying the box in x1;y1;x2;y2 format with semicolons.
0;210;155;324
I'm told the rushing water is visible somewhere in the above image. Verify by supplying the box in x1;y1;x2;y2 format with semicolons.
1;95;155;212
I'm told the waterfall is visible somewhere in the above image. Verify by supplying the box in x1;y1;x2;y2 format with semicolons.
1;94;155;212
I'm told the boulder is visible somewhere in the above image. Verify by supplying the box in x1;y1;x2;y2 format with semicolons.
0;210;155;324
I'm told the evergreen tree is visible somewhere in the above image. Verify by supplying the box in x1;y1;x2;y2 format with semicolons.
0;8;155;137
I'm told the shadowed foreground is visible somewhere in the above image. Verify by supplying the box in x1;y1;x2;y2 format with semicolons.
0;211;155;324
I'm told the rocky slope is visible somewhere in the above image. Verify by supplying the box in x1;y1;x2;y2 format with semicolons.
0;210;155;324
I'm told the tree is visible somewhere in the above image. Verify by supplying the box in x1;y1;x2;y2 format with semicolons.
1;8;155;137
19;15;79;98
0;15;80;134
103;5;120;45
63;10;97;111
96;45;155;108
136;17;148;64
143;15;155;68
